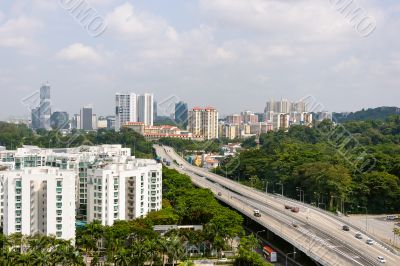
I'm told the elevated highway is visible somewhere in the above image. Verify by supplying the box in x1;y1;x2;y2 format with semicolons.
155;145;400;266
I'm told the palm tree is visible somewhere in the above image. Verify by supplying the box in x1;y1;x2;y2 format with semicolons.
114;248;131;266
14;250;34;266
167;235;186;266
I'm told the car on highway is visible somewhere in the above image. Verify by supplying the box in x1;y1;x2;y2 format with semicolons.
253;209;261;217
284;205;292;210
342;225;350;231
355;233;363;239
366;239;374;245
291;221;298;228
377;256;386;263
291;207;299;213
218;192;222;196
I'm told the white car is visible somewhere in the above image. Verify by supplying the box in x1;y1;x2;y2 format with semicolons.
366;239;374;245
377;256;386;263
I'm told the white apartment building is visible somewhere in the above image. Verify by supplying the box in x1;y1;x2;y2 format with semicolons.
137;93;154;126
0;167;75;240
188;107;219;140
115;93;137;131
0;144;162;230
87;160;162;226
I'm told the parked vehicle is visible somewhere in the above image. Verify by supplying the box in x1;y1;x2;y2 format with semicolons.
253;209;261;217
342;225;350;231
166;161;171;166
291;207;300;213
386;215;397;220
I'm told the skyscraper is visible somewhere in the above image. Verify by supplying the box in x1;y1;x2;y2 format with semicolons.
137;93;154;126
175;101;188;125
115;93;137;131
31;83;51;130
80;107;93;131
39;83;51;130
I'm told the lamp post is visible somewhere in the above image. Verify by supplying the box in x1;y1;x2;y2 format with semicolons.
277;182;284;196
314;192;320;207
296;187;304;203
265;181;268;194
256;230;266;240
286;251;297;266
358;205;368;231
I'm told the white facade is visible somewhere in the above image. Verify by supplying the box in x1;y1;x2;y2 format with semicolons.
87;160;162;226
115;93;137;131
0;167;75;240
0;144;163;231
138;93;154;126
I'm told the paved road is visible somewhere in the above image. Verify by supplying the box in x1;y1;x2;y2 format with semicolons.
155;145;400;266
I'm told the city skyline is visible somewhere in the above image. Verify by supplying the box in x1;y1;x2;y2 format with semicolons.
1;1;400;120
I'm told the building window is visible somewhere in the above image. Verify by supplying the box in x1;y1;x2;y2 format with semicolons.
56;224;62;230
56;202;62;208
16;180;22;188
56;180;62;187
56;195;62;201
56;231;62;237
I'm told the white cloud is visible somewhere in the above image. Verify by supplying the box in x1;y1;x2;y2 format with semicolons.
333;56;361;73
0;16;42;52
56;43;103;64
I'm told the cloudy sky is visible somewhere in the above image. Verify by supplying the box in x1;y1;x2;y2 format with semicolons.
0;0;399;120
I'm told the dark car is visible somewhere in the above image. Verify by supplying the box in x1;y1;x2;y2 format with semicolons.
342;225;350;231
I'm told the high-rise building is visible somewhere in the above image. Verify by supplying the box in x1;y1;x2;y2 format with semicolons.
175;101;188;125
0;145;162;227
31;83;52;130
80;107;93;131
115;93;137;131
138;93;154;126
226;114;241;125
31;107;40;129
50;112;69;130
106;116;116;130
153;101;158;119
188;107;219;139
39;83;51;130
241;111;259;124
1;167;75;240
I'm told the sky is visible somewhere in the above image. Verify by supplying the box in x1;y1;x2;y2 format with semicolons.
0;0;400;120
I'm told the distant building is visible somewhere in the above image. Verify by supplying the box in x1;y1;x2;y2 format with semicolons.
50;112;69;130
80;107;93;131
115;93;137;131
225;114;241;125
188;107;219;140
106;116;116;130
39;83;51;130
175;101;188;125
31;83;52;130
154;101;158;119
138;93;154;126
31;107;40;129
97;116;108;129
241;111;259;124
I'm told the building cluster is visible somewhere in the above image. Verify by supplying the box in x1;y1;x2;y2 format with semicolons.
0;144;162;240
115;93;155;131
220;99;314;140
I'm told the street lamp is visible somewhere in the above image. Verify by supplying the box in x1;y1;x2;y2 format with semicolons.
255;230;266;240
358;205;368;231
296;187;304;203
286;251;297;266
277;182;284;196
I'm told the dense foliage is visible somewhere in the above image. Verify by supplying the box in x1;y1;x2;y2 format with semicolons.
0;122;153;158
0;233;84;265
216;117;400;214
235;235;272;266
158;138;230;154
333;106;400;123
